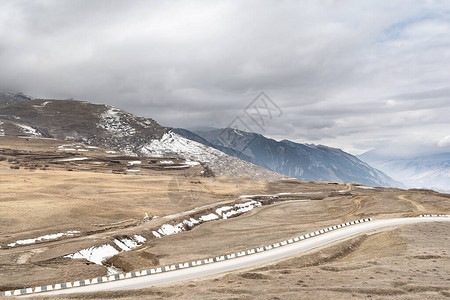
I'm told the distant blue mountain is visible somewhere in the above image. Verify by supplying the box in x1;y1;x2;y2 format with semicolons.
174;127;401;187
359;151;450;192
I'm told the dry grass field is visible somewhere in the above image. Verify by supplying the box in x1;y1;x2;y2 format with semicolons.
5;223;449;300
0;136;449;299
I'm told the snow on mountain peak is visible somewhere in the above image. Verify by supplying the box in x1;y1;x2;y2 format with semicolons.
140;131;226;162
139;131;284;180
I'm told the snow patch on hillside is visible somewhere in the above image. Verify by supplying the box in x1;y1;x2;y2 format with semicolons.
33;101;50;109
183;218;200;227
216;200;262;219
157;223;184;236
98;107;137;137
160;160;173;164
134;234;146;243
65;234;146;266
138;131;284;180
7;230;80;247
153;201;262;240
65;244;119;265
113;238;140;251
356;185;375;190
199;213;219;221
140;131;225;162
17;124;41;137
59;157;89;162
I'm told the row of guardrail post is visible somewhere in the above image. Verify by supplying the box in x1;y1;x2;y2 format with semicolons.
2;218;375;296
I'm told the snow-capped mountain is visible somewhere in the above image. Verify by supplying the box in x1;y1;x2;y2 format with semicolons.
139;131;283;178
174;128;401;187
359;151;450;192
0;95;403;186
0;99;284;180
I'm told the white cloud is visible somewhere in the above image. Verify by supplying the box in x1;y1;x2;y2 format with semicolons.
437;135;450;148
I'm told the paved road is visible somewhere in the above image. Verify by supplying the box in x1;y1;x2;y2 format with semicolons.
32;217;449;296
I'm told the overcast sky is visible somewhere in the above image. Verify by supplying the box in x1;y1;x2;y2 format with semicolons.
1;0;449;157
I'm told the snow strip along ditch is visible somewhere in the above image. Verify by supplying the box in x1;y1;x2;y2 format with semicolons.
1;217;381;296
4;231;80;248
152;200;262;238
64;235;147;275
59;199;295;272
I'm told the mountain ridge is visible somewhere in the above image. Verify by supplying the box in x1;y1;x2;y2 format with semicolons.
358;151;450;192
0;98;284;181
0;93;402;186
175;127;401;187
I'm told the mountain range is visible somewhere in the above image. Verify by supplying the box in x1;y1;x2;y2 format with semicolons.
0;94;282;181
359;151;450;192
174;128;401;187
0;91;400;187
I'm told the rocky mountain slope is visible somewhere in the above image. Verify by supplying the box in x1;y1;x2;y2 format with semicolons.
0;95;401;186
0;91;33;108
0;99;284;180
359;151;450;192
175;128;401;187
173;128;255;162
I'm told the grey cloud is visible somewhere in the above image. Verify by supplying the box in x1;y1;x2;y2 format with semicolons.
1;0;450;157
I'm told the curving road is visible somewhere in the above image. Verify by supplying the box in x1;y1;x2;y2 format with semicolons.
25;216;449;296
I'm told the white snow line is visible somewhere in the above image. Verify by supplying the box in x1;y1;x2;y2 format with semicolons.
159;160;174;164
58;157;89;162
199;213;219;222
134;235;147;243
7;230;80;247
